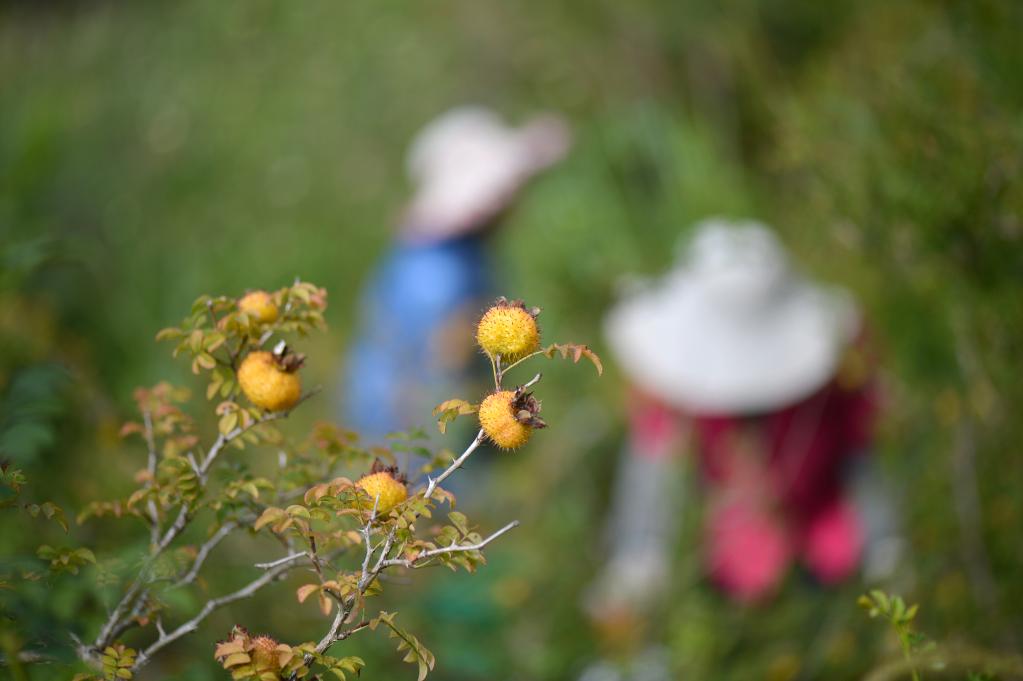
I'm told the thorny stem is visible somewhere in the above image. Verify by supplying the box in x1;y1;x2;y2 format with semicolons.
490;349;544;392
95;337;520;675
489;354;500;390
170;521;238;589
199;389;318;483
422;429;485;500
380;520;520;569
498;350;545;380
142;410;161;548
255;551;308;570
303;427;519;667
133;552;311;670
521;372;543;389
86;393;318;664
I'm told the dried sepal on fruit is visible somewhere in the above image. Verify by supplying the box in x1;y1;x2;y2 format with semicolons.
355;460;409;515
478;386;546;450
237;290;279;324
476;297;541;362
237;341;304;412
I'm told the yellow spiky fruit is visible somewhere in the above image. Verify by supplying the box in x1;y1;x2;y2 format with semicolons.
355;470;408;515
237;351;301;412
479;389;546;450
476;298;540;362
238;290;279;324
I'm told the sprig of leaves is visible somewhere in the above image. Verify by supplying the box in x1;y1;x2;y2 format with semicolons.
859;590;929;681
541;342;604;375
370;612;435;681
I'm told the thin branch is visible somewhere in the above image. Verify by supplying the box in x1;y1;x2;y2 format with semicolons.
171;521;237;589
92;578;147;658
336;621;370;641
185;452;202;479
302;427;517;669
199;389;319;482
306;535;326;580
255;551;308;570
134;552;310;670
369;524;398;577
521;372;542;389
359;496;380;583
489;353;500;390
90;391;320;657
315;606;347;654
142;410;161;547
422;429;485;500
497;349;545;379
381;521;520;569
308;499;382;658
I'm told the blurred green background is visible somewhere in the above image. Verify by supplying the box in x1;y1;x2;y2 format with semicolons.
2;0;1022;679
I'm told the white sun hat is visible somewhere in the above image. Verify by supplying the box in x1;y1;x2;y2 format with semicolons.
605;218;859;415
402;106;571;240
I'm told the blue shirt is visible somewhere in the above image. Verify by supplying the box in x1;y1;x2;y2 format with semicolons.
343;233;492;442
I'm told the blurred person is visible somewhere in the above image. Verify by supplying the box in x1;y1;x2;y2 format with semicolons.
340;106;571;446
581;219;902;678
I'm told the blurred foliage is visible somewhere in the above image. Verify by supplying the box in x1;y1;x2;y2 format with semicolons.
1;0;1022;679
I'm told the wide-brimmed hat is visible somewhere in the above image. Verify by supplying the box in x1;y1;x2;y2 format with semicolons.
402;106;570;240
605;219;858;414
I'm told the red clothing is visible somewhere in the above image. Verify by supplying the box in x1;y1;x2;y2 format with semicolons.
628;359;878;601
694;377;876;524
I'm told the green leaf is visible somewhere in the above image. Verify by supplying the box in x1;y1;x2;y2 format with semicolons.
448;511;469;535
254;507;285;531
432;399;477;434
286;504;311;519
869;589;890;613
41;501;69;533
155;327;184;342
371;611;435;681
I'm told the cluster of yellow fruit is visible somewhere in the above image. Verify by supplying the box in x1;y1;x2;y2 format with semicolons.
234;291;411;516
475;298;546;450
234;293;547;518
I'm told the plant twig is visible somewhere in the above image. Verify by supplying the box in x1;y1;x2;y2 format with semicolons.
142;410;161;547
299;421;519;672
255;551;308;570
133;552;311;670
497;350;544;379
171;521;238;589
89;392;320;658
421;429;485;500
381;520;520;569
200;390;319;482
